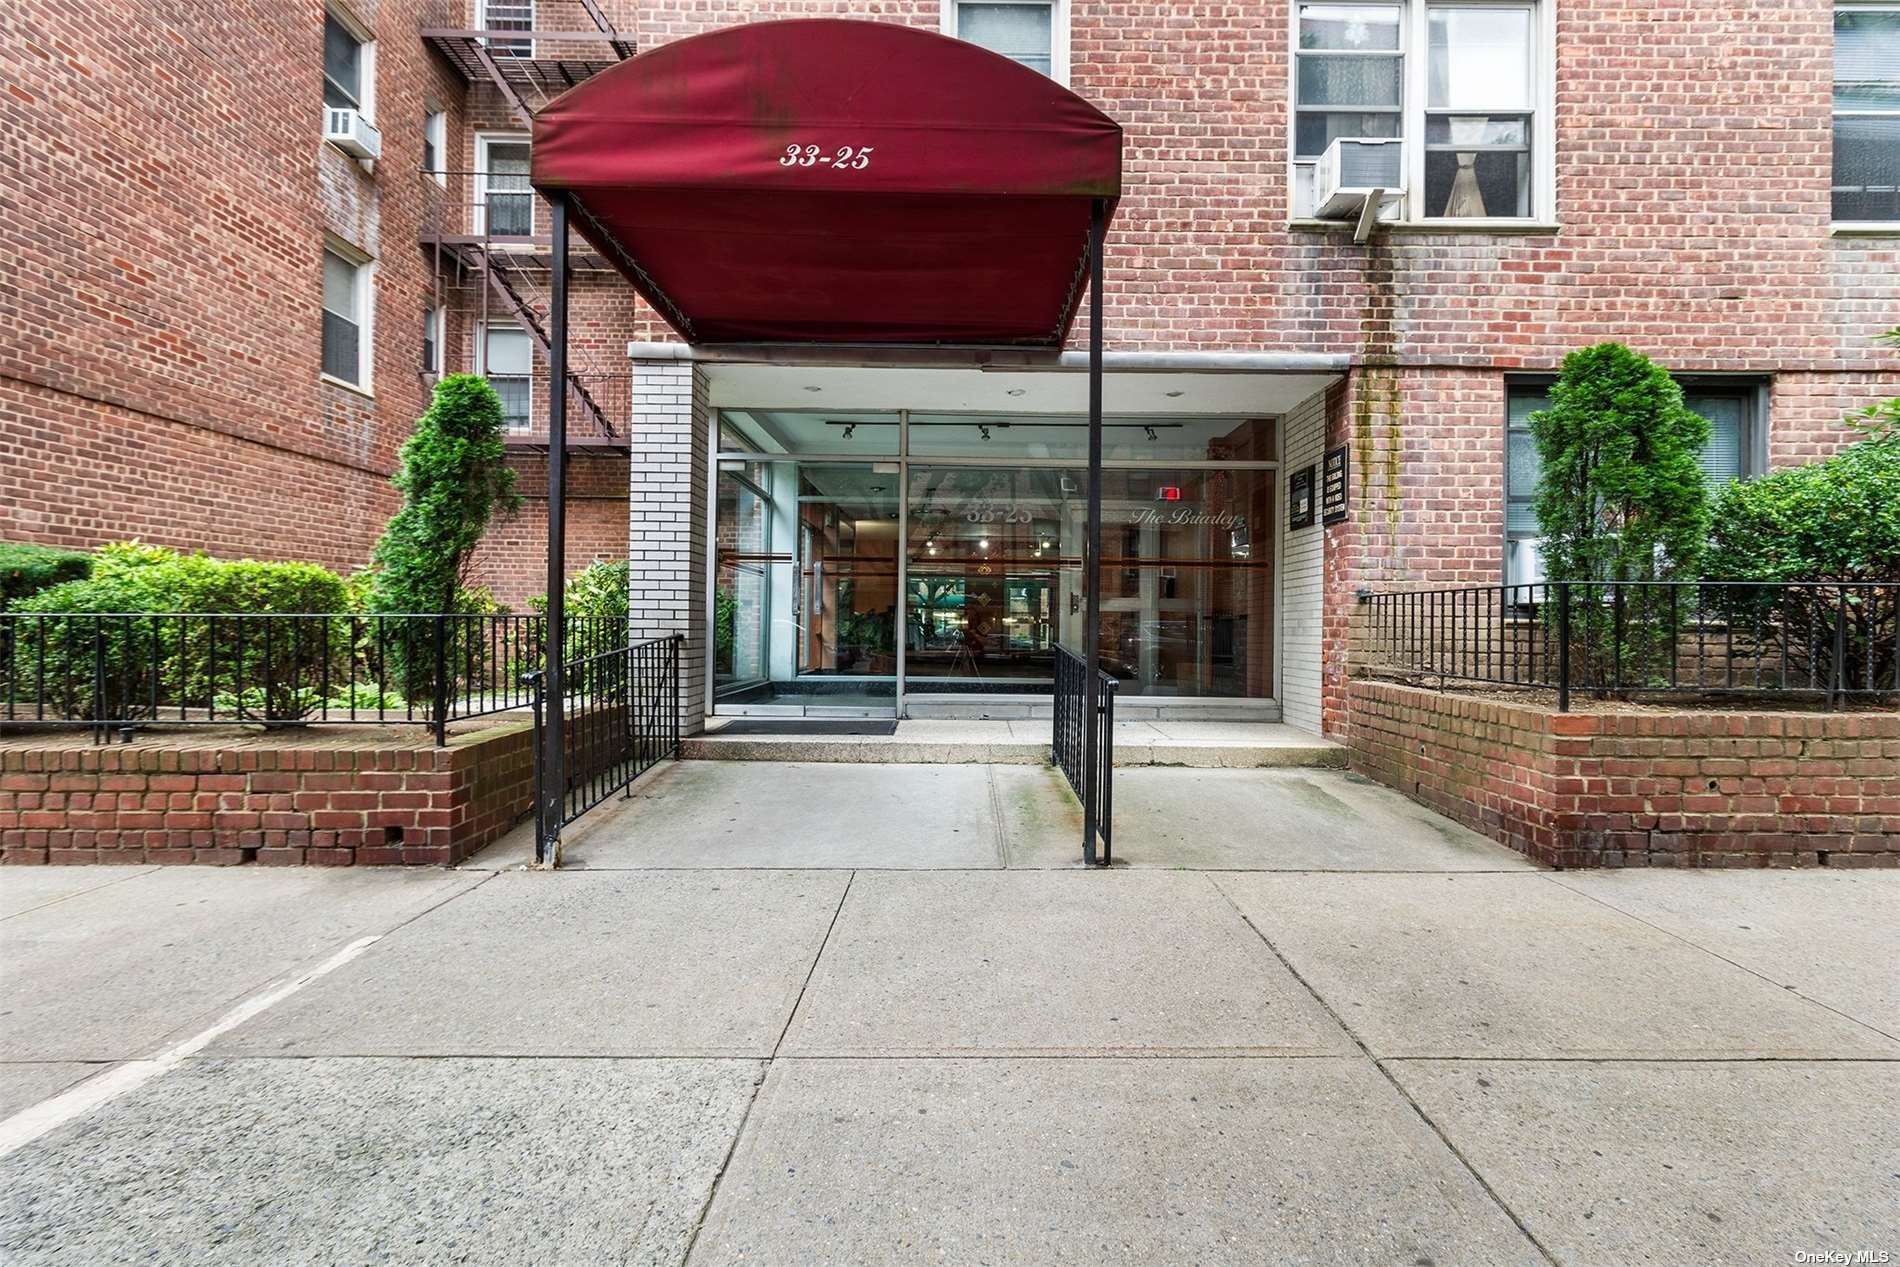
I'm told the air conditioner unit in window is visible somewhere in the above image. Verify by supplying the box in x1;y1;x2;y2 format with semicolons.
324;107;382;161
1313;138;1403;220
1507;537;1547;589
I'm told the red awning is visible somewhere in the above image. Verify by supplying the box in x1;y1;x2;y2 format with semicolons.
531;19;1122;347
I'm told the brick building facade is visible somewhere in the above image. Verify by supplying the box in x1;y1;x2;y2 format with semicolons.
3;1;1896;739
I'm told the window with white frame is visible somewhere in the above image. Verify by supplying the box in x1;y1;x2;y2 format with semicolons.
423;108;446;184
1834;4;1900;223
476;135;533;237
946;1;1065;81
480;325;532;431
323;11;373;116
321;245;372;389
422;304;444;376
1504;382;1763;582
1292;1;1548;223
481;0;534;59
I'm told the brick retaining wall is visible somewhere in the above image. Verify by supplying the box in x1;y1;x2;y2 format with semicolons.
1348;682;1900;869
0;723;536;867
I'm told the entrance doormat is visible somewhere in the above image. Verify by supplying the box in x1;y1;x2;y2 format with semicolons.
714;720;900;737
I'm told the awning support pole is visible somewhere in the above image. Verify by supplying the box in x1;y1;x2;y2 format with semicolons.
540;192;570;867
1082;197;1106;868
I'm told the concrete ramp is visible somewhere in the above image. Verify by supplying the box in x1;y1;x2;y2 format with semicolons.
548;761;1529;873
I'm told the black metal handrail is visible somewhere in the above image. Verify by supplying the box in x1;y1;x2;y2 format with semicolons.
0;611;628;743
1356;580;1899;711
523;633;681;864
1052;643;1117;865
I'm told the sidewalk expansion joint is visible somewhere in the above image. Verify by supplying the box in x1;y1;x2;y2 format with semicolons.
1208;874;1565;1267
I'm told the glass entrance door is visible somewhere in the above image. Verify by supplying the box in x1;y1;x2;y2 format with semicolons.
713;459;899;717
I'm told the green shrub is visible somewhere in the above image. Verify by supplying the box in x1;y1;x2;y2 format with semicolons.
0;543;93;607
1530;343;1711;584
370;375;519;615
9;544;355;721
12;542;351;615
1704;431;1900;690
713;586;738;671
1530;344;1712;689
529;558;629;620
1706;435;1900;585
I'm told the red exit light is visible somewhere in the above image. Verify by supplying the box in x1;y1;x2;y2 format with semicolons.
1156;486;1183;501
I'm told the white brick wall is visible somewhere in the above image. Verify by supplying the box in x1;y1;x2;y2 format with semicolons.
628;358;710;735
1280;388;1328;735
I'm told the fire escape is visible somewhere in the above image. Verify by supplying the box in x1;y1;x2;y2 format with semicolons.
421;7;634;446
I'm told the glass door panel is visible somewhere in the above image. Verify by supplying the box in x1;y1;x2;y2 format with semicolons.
1088;468;1276;697
713;460;898;717
905;466;1082;693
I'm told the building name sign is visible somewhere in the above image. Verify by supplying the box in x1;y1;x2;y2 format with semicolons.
1129;507;1244;529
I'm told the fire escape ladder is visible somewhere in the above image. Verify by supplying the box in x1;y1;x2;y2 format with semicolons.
420;22;635;444
576;0;634;59
474;246;615;440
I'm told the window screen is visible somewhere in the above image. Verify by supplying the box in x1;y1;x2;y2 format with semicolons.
1833;7;1900;221
482;141;533;237
323;15;361;109
321;249;362;385
956;3;1054;76
484;327;532;430
1682;392;1750;487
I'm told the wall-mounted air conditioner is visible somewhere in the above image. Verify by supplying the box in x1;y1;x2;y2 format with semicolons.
324;107;382;161
1508;537;1547;589
1313;138;1403;220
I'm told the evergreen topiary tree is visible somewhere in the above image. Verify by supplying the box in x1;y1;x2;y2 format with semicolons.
1529;343;1712;585
370;375;520;614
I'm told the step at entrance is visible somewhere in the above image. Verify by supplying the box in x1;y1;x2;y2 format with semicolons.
683;719;1346;769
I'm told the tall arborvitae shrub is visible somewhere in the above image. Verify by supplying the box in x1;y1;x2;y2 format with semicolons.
370;374;520;615
1529;344;1712;690
1529;343;1712;585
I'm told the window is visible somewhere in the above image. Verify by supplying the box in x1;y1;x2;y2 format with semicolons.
1292;1;1548;223
476;136;533;237
946;1;1066;81
1504;382;1762;579
421;304;444;376
423;108;446;184
1834;4;1900;223
322;10;374;117
481;0;534;59
480;325;532;431
321;245;372;389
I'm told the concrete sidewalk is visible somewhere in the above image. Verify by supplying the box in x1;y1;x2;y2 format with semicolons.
1;774;1895;1265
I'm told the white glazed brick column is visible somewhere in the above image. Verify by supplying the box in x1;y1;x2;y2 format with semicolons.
628;357;710;736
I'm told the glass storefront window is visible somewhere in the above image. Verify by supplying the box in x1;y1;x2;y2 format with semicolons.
1086;468;1275;698
905;414;1275;462
907;466;1081;687
712;411;1280;711
902;466;1274;698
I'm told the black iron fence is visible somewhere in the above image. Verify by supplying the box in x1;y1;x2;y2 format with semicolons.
1356;581;1899;711
524;634;682;864
1052;643;1117;865
0;612;629;743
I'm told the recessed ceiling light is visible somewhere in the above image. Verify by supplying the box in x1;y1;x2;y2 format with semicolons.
803;386;823;393
1165;390;1185;398
1006;388;1026;397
